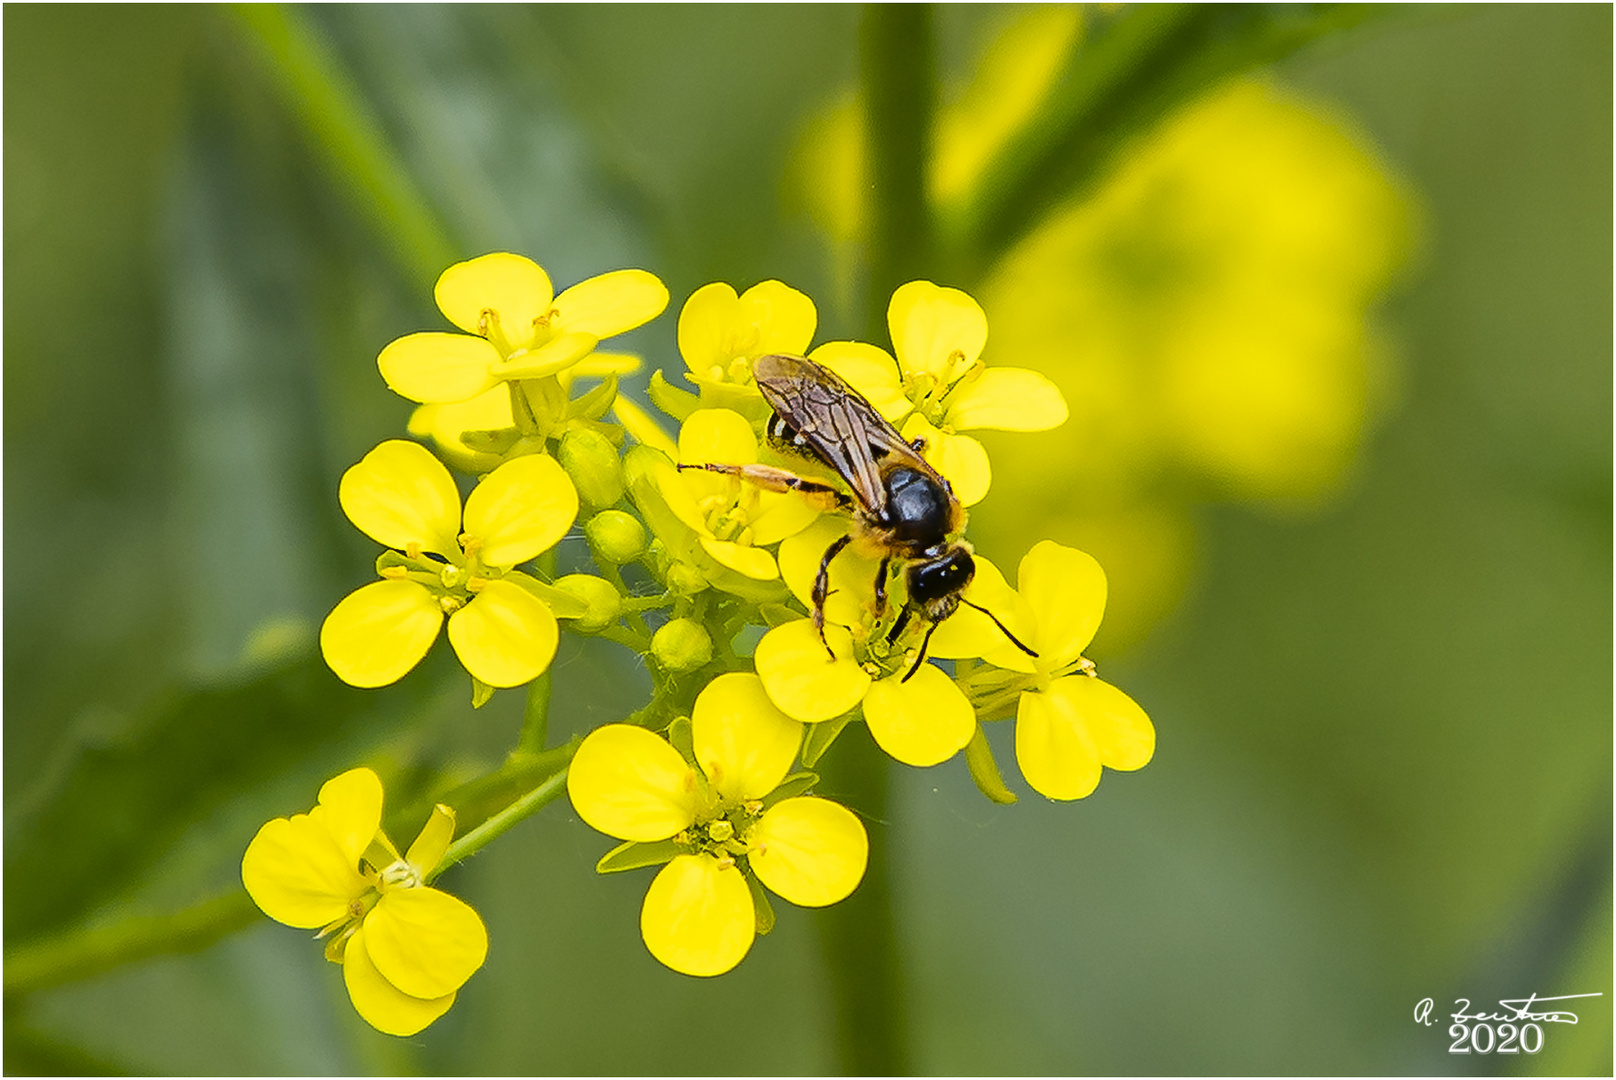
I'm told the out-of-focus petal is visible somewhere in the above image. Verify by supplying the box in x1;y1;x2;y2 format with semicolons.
568;724;699;842
613;395;680;458
364;887;488;1000
749;796;868;907
338;440;463;557
553;269;669;338
320;580;443;689
888;280;987;382
461;453;578;568
378;332;503;406
640;854;754;977
755;620;871;723
342;925;457;1037
435;252;554;349
862;664;975;767
945;366;1069;432
446;580;559;688
691;673;802;802
492;331;599;380
407;385;515;474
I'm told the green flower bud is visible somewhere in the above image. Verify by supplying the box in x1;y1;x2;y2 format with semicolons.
651;618;712;673
558;428;625;510
666;560;709;597
553;573;622;632
586;510;648;565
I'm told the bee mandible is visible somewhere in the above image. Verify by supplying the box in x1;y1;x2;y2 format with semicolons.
678;353;1036;680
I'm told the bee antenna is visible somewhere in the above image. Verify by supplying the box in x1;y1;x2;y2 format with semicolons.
961;598;1038;658
901;620;941;683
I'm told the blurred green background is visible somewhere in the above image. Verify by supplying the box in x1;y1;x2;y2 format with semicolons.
4;4;1609;1075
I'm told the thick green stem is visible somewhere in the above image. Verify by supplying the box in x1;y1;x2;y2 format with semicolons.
517;671;552;754
808;7;937;1075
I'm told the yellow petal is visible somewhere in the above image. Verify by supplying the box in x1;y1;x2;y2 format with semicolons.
691;672;802;802
862;664;975;767
338;440;463;557
899;415;991;507
491;330;599;380
314;768;386;866
378;332;503;405
678;280;816;377
807;341;910;420
1015;685;1101;801
553;268;669;338
1055;676;1155;771
613;395;679;458
746;490;821;547
568;724;699;842
320;580;443;689
446;579;559;688
343;925;457;1037
461;453;578;568
405;804;456;878
888;280;986;382
241;814;366;929
407;384;516;475
926;554;1031;662
679;408;759;470
698;536;779;581
776;517;880;629
1017;540;1107;667
364;887;488;999
640;854;754;977
435;252;553;349
754;620;871;723
748;796;867;907
945;366;1069;432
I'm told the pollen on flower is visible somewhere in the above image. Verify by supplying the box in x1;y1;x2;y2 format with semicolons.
438;595;463;614
464;575;490;592
405;542;422;560
380;565;409;579
715;854;736;871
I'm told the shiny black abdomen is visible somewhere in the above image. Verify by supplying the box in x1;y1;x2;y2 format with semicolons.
881;466;952;546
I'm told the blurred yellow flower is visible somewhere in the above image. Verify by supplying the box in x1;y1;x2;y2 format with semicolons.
241;767;487;1037
678;280;816;392
378;252;666;406
567;673;867;976
320;440;578;688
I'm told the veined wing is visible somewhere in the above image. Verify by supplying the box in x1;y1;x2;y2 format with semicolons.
752;353;938;517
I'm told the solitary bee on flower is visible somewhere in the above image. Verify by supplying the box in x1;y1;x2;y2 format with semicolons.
681;353;1036;680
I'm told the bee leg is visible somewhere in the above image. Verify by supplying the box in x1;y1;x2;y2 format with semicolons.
871;555;892;619
812;534;854;656
676;462;851;511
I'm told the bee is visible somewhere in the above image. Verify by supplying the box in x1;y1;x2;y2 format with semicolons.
678;352;1036;680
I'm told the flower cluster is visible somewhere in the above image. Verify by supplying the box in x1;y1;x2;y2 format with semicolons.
242;769;487;1036
252;251;1152;1029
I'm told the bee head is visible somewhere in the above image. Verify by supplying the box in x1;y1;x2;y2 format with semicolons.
907;547;974;617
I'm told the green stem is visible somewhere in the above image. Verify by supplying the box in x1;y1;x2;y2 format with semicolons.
4;890;260;998
228;4;457;285
807;7;937;1075
517;670;551;754
428;763;572;882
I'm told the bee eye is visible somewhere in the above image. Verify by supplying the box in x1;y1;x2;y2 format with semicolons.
909;550;974;602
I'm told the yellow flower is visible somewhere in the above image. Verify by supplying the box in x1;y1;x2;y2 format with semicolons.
320;440;578;688
378;252;667;405
751;518;1016;767
241;767;488;1037
657;408;820;581
808;280;1067;506
980;540;1154;800
678;280;816;392
567;673;868;977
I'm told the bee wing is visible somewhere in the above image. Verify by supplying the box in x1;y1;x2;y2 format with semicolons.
753;353;939;517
